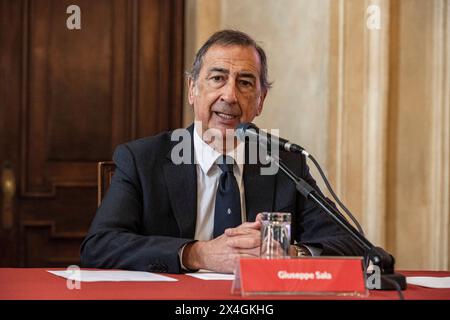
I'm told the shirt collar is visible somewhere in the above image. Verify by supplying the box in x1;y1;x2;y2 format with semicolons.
193;123;245;176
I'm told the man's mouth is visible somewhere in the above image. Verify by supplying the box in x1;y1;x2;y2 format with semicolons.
213;111;238;120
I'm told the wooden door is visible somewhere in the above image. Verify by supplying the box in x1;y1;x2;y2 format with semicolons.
0;0;184;267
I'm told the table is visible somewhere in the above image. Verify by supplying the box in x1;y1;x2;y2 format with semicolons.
1;268;449;300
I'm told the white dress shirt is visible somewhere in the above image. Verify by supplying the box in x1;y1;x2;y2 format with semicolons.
178;125;246;270
193;125;247;241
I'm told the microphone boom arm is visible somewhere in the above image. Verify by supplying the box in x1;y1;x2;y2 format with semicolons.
268;154;407;291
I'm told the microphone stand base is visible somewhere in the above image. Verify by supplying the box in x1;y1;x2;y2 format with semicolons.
369;272;407;291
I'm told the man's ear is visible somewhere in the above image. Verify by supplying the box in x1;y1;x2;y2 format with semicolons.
188;78;196;105
256;89;267;116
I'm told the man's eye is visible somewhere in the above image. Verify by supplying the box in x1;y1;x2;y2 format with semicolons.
210;75;224;82
239;80;253;87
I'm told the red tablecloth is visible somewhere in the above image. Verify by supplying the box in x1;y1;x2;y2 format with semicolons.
0;268;449;300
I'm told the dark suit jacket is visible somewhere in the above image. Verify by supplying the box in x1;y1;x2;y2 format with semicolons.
80;125;363;273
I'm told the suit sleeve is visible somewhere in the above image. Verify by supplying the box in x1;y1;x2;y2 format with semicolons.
297;158;365;257
80;144;193;273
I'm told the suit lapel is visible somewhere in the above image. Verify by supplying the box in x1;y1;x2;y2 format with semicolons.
163;125;197;238
244;157;276;222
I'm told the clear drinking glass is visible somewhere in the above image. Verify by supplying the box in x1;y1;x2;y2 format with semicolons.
260;212;291;259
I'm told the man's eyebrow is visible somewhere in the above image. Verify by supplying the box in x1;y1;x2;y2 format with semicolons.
207;67;229;74
238;72;257;79
206;68;257;80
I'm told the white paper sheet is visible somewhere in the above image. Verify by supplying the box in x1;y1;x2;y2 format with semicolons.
186;270;235;280
47;270;178;282
406;276;450;289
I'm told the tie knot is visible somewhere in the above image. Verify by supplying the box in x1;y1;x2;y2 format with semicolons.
217;155;234;173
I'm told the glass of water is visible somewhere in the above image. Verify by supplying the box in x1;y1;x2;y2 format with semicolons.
260;212;291;259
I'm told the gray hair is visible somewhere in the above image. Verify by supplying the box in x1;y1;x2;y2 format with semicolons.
187;29;272;91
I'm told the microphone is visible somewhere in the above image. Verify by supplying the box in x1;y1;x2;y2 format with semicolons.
235;122;305;154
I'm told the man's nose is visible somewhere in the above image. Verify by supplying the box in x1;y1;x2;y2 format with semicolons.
220;79;238;104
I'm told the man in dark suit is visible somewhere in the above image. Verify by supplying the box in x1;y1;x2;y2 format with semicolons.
80;30;363;274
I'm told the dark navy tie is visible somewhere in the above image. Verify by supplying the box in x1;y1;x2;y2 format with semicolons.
213;155;242;238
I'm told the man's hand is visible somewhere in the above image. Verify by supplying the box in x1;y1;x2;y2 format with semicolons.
182;215;263;273
224;220;261;256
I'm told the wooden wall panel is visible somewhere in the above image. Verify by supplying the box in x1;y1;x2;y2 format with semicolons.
23;0;127;197
45;0;114;161
0;0;184;267
0;0;23;267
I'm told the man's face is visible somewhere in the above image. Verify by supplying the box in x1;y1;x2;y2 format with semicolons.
188;44;267;142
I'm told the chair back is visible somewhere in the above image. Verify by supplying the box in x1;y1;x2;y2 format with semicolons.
97;161;116;206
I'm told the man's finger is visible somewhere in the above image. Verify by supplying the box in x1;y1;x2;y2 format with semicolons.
240;221;261;229
225;227;260;237
235;250;260;258
255;213;264;223
226;235;261;249
225;222;261;236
